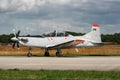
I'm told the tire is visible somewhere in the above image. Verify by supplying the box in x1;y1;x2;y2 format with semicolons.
56;52;62;57
27;53;32;57
44;52;50;56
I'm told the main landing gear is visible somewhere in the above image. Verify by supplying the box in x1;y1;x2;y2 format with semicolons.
27;47;62;57
44;48;62;57
56;49;62;57
44;49;50;56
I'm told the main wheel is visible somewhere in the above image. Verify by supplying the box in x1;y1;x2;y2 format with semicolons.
56;51;62;57
27;52;32;57
44;52;50;56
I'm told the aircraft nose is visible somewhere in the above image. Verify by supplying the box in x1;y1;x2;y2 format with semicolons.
11;37;18;41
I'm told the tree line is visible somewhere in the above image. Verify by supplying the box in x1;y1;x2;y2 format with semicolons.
0;32;120;44
67;31;120;44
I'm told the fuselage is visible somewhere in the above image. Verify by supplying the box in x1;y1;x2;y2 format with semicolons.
11;23;102;49
16;36;96;49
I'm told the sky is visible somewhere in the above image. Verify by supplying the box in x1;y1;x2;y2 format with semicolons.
0;0;120;35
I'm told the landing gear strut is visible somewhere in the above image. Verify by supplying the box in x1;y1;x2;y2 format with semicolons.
56;49;62;57
44;49;50;56
27;47;32;57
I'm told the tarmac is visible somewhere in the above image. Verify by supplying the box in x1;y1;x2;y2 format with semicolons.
0;56;120;71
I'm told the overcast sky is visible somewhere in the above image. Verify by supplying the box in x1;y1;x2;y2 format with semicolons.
0;0;120;35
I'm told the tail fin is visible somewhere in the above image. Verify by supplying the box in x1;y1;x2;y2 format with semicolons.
83;24;102;43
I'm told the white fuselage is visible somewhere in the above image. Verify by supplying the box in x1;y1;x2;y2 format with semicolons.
11;24;102;49
18;36;95;49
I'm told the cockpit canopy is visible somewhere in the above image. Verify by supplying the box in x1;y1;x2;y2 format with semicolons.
42;31;69;37
23;31;72;38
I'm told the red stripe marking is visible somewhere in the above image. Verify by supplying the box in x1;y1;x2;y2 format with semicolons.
75;39;84;42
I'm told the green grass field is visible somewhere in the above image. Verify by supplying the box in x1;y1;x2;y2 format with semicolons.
0;70;120;80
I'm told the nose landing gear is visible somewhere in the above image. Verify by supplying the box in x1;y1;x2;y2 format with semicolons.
27;47;32;57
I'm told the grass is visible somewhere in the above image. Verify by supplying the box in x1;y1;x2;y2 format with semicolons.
0;45;120;80
0;69;120;80
0;45;120;56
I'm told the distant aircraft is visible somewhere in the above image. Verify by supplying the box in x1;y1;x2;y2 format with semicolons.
11;24;103;57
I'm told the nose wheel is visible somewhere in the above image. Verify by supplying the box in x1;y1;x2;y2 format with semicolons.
27;52;32;57
27;47;32;57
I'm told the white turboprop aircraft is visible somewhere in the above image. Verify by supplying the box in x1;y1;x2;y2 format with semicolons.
11;24;103;57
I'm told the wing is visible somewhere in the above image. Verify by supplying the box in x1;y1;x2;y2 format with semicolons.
47;39;84;49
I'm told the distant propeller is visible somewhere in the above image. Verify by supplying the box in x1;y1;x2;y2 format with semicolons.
11;30;20;49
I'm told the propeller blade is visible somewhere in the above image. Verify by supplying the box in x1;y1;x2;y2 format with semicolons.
12;42;16;48
17;42;20;48
16;30;20;38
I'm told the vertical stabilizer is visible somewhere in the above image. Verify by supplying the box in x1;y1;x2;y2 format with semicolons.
83;24;102;43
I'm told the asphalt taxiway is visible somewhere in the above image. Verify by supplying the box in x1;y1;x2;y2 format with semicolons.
0;57;120;71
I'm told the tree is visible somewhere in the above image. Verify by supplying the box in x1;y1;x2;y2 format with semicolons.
0;32;120;44
0;34;14;43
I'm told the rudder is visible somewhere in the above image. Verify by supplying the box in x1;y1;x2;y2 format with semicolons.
83;24;102;43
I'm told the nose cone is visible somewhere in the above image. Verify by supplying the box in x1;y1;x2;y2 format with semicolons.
11;37;18;41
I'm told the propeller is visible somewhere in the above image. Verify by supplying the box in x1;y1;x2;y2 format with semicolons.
12;30;20;49
12;41;19;48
